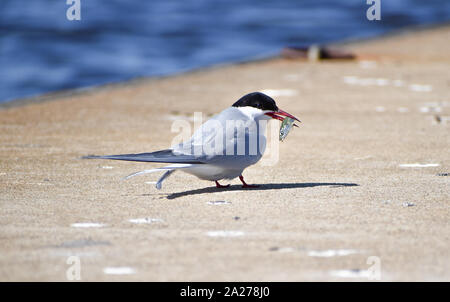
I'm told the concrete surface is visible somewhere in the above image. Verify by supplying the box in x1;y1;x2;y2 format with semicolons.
0;25;449;281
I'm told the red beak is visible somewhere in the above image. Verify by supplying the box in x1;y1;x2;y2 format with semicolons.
265;109;301;125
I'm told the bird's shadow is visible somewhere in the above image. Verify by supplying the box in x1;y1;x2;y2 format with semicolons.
162;182;359;200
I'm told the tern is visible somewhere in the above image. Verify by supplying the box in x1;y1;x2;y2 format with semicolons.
83;92;300;189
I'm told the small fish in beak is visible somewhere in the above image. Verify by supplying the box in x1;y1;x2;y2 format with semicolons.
265;108;301;141
279;117;296;141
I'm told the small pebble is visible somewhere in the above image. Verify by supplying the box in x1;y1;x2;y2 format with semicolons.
71;222;105;228
399;163;440;168
103;267;136;275
397;107;409;113
402;202;415;207
436;173;449;176
409;84;432;92
207;200;231;205
129;218;163;224
207;230;244;237
330;269;371;279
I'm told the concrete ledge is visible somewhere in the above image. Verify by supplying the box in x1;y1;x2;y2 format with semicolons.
0;25;449;281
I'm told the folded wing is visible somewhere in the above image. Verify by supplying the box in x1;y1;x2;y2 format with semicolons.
82;149;204;164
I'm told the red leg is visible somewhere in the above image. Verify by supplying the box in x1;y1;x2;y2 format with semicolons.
215;181;230;188
239;175;259;188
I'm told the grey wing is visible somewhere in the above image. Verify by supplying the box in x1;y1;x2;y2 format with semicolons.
82;149;205;164
172;108;264;168
171;108;244;158
82;111;241;164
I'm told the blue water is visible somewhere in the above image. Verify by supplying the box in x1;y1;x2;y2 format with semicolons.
1;0;449;103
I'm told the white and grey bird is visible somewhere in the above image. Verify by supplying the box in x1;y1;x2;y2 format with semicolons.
83;92;300;189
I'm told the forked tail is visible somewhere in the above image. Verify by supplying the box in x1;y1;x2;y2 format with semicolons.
123;164;191;190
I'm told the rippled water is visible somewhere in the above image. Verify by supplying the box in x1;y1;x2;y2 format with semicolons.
0;0;449;102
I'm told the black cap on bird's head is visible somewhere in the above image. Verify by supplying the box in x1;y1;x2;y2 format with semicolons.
232;92;278;112
232;92;301;123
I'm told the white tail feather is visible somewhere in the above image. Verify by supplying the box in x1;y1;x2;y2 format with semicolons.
124;168;163;180
123;164;192;189
156;169;175;190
